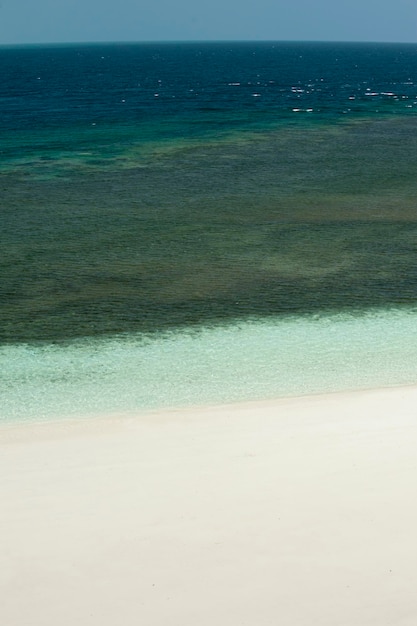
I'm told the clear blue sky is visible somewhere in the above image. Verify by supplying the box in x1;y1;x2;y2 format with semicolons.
0;0;416;45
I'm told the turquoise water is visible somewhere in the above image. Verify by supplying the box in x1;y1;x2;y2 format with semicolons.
2;308;417;421
1;42;417;421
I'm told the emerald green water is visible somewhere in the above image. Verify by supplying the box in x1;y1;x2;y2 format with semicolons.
3;116;417;345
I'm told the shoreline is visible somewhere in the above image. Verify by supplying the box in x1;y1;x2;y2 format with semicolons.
0;380;416;436
2;384;417;624
1;378;416;431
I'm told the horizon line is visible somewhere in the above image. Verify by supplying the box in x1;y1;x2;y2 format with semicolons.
1;38;417;49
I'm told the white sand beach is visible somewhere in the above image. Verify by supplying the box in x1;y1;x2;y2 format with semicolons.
2;385;417;625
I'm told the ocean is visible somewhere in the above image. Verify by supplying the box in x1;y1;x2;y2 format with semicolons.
2;41;417;421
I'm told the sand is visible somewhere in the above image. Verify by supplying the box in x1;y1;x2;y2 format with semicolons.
1;385;417;625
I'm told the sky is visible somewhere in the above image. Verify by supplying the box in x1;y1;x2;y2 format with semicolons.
0;0;416;46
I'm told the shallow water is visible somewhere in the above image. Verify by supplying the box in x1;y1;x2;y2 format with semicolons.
2;307;417;422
